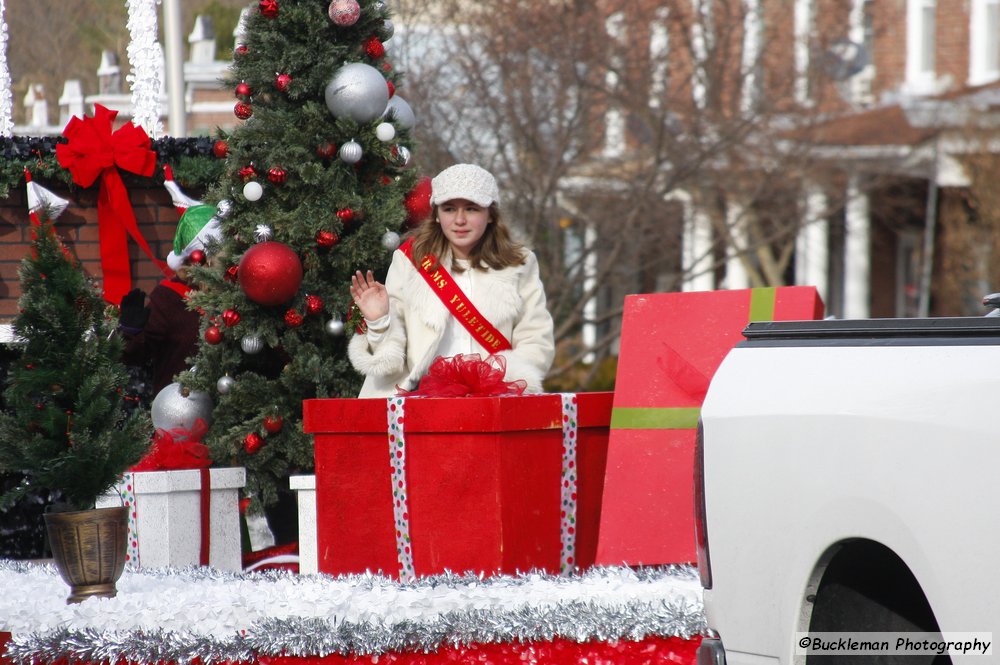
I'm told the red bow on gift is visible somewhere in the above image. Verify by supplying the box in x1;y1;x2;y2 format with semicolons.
56;104;169;304
401;354;527;398
131;418;213;471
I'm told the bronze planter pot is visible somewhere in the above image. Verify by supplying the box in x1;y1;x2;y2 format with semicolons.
44;505;128;604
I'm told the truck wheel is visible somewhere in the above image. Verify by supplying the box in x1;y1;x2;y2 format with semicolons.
806;540;950;665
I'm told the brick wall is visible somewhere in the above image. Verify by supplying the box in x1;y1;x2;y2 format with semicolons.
0;181;199;321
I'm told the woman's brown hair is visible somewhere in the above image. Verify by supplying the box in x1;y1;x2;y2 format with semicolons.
408;204;526;273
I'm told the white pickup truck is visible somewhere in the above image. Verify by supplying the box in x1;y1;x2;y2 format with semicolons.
695;317;1000;665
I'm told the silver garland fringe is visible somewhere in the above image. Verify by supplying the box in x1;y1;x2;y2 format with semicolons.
1;561;705;664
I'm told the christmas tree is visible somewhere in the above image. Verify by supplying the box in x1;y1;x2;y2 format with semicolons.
0;210;152;513
181;0;421;519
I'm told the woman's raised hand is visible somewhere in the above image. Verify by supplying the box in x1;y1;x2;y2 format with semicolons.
350;270;389;321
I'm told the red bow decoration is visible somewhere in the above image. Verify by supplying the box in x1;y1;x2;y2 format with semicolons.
56;104;169;304
131;418;213;471
401;354;527;398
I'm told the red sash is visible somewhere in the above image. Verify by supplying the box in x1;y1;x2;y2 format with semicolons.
399;239;512;352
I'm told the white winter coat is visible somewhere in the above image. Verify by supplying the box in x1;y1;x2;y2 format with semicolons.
348;248;555;397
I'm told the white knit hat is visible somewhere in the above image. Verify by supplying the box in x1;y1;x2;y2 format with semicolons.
430;164;500;208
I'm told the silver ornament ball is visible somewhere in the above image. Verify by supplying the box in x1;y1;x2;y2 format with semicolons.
395;145;411;166
381;230;401;250
380;19;395;40
217;375;236;395
241;334;264;354
254;224;274;242
339;139;363;164
326;318;345;336
383;96;415;129
151;382;214;431
324;62;390;123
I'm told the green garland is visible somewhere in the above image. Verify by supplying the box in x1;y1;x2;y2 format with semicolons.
0;135;227;198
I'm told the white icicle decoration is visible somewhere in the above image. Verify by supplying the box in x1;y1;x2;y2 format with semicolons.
125;0;164;137
0;0;13;137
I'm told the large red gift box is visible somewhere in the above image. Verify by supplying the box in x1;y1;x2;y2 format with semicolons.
595;287;823;566
303;392;613;579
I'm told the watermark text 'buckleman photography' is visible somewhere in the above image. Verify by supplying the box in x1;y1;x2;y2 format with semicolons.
794;633;992;657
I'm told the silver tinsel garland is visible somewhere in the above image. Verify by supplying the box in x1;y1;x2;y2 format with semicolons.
125;0;164;137
0;561;705;664
0;0;12;137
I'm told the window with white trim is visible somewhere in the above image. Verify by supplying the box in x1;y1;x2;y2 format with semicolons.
969;0;1000;85
905;0;936;93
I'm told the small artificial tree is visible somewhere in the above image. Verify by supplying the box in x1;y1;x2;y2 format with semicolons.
0;213;152;513
181;0;421;516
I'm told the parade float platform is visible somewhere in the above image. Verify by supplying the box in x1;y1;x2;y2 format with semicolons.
0;561;704;664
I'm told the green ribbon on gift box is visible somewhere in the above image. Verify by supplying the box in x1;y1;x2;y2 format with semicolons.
610;407;701;429
612;287;778;429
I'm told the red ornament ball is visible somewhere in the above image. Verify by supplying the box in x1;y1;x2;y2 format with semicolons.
239;165;257;181
235;44;249;57
387;80;395;98
238;241;303;306
275;73;292;92
336;208;355;223
259;0;279;18
315;230;339;248
243;432;265;454
284;309;304;327
189;249;206;265
305;294;324;315
404;176;433;227
267;167;287;184
364;36;385;59
204;325;223;345
316;142;337;159
328;0;361;26
234;101;253;119
263;414;284;434
222;309;241;327
235;81;251;98
212;139;229;158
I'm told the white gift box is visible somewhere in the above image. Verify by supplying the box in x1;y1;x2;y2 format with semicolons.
97;467;246;572
290;474;317;575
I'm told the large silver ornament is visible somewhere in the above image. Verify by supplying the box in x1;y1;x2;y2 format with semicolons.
324;63;390;123
339;139;363;164
151;382;214;431
241;334;264;354
383;96;415;129
216;375;236;395
326;318;345;336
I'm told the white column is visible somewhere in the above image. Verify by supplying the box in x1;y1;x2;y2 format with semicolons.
162;0;187;137
582;224;598;363
290;475;317;575
683;202;715;292
794;0;813;105
843;174;870;319
724;201;750;289
795;182;829;299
